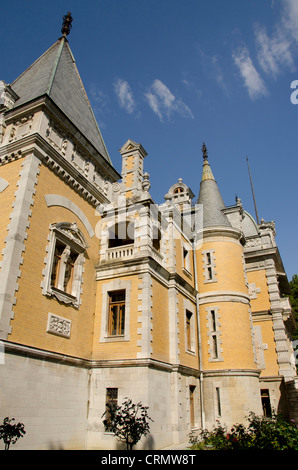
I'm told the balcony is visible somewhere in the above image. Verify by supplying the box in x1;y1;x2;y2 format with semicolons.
106;244;135;261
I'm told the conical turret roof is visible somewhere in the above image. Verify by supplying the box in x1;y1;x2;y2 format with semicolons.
10;35;111;164
197;143;231;228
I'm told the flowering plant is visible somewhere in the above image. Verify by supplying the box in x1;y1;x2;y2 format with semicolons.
189;412;298;450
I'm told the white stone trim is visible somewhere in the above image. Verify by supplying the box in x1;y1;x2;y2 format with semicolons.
0;177;8;193
44;194;94;238
205;306;223;362
46;312;71;338
0;154;40;339
248;282;261;299
41;222;86;308
99;278;131;343
253;325;266;369
265;258;295;379
202;249;217;283
168;283;180;364
137;273;153;358
183;298;196;354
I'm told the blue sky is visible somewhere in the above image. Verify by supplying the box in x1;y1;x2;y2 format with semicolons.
2;0;298;280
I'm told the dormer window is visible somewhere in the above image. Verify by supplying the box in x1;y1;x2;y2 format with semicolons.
173;187;184;194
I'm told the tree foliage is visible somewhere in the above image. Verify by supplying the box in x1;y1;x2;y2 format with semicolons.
189;412;298;450
0;417;26;450
102;398;153;450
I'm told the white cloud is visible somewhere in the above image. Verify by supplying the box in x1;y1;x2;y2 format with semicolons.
145;79;193;121
233;47;268;100
255;25;293;77
196;47;229;95
89;85;109;111
114;79;135;114
282;0;298;43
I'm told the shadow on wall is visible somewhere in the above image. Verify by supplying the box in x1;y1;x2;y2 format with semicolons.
277;380;290;417
112;434;155;451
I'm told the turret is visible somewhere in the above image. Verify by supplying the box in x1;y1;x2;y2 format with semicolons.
195;143;262;428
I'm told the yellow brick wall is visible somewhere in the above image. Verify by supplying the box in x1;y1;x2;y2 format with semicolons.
196;239;247;293
125;172;134;189
174;233;195;285
0;159;24;270
254;319;279;376
8;163;99;359
247;269;270;312
197;236;257;371
125;155;134;171
177;292;199;370
247;269;278;376
151;278;169;363
200;301;256;370
92;275;140;360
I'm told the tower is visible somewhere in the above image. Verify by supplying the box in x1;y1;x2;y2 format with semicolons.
195;144;262;427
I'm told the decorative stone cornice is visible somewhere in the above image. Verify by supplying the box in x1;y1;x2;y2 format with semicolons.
1;340;201;376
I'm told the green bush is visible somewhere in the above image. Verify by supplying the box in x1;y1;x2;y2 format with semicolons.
0;417;26;450
102;398;153;450
189;412;298;450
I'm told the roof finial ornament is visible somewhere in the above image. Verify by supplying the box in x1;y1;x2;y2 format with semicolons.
61;12;73;37
202;142;208;161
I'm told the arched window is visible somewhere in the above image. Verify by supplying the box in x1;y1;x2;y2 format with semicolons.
42;222;87;308
108;221;134;248
173;187;184;194
152;224;161;252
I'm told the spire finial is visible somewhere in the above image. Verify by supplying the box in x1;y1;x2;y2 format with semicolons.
61;12;73;37
202;142;208;160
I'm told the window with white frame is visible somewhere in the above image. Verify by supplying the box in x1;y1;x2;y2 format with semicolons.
183;246;190;272
206;307;222;361
108;290;126;336
184;299;196;354
99;279;131;342
202;249;217;283
42;222;87;308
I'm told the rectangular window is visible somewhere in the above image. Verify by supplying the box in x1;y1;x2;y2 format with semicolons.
207;307;222;362
202;250;216;283
212;335;218;359
211;310;216;331
216;387;221;417
183;247;189;270
186;310;192;351
108;290;126;336
261;389;272;417
105;388;118;432
189;385;196;428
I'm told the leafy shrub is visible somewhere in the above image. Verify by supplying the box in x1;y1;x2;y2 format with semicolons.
102;398;153;450
0;417;26;450
189;412;298;450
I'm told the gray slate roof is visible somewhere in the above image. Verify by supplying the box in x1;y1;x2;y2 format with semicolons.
197;162;231;228
10;37;111;165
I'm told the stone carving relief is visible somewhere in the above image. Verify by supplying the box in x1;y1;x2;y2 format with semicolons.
47;313;71;338
9;114;33;142
248;282;261;299
46;120;70;155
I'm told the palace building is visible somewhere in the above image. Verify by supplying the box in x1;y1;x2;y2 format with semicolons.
0;15;297;449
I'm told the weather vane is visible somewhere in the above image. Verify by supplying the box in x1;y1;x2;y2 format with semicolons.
202;142;208;160
61;12;73;37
